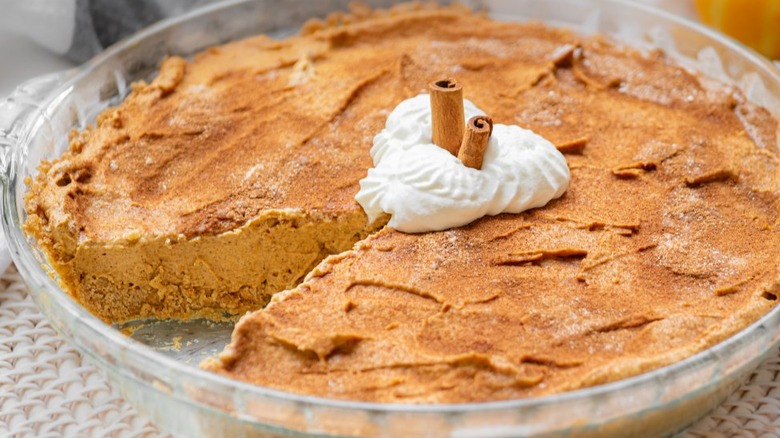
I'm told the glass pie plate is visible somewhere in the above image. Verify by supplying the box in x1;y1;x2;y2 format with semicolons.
2;0;780;436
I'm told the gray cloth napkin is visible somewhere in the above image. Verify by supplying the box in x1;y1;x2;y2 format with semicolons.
4;0;218;63
70;0;228;62
68;0;166;62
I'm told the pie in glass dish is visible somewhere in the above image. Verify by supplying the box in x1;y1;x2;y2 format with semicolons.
24;3;780;402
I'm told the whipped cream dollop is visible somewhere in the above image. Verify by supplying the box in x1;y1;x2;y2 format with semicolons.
356;94;570;233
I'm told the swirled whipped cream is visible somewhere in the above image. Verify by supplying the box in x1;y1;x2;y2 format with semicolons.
356;94;570;233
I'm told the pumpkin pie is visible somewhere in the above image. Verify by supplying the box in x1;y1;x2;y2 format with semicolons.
25;3;780;401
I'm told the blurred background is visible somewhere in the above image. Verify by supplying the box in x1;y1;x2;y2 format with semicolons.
0;0;218;96
0;0;774;97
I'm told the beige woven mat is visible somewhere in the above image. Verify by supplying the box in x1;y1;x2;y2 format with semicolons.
1;265;779;438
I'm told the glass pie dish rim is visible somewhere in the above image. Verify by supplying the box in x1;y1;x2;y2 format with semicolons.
2;0;780;433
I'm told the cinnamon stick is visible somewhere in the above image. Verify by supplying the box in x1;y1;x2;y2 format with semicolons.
458;116;493;169
429;79;465;155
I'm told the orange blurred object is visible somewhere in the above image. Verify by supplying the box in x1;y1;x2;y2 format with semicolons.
695;0;780;59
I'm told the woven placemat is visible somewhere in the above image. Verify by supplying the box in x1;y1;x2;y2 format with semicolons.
1;264;779;438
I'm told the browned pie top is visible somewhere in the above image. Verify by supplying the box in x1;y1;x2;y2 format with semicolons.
204;5;780;402
29;2;774;244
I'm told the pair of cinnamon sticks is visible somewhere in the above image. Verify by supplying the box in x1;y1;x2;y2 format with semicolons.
429;79;493;169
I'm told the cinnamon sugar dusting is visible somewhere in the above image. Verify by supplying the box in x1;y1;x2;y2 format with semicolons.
22;3;780;401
